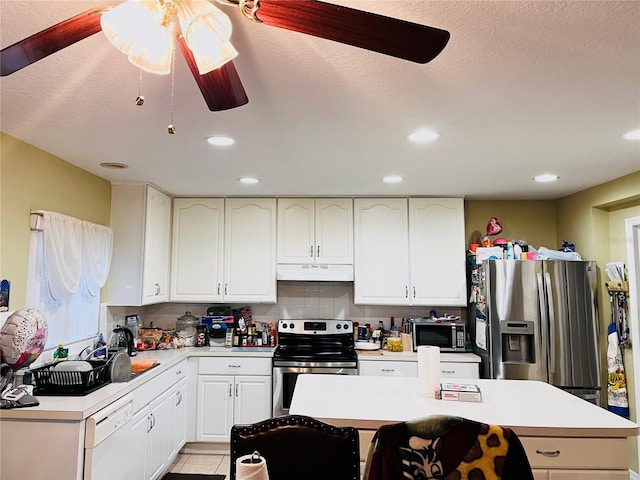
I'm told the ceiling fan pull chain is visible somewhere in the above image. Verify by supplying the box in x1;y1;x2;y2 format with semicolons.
168;44;176;135
135;69;144;106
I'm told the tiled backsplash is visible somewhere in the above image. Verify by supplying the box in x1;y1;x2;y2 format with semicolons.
106;281;464;334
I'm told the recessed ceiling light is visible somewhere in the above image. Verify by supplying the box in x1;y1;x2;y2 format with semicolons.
622;129;640;140
407;128;440;143
383;175;403;183
533;174;559;183
238;177;260;184
100;162;128;169
206;135;235;146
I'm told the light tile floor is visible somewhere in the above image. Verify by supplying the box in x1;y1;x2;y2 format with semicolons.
169;453;230;477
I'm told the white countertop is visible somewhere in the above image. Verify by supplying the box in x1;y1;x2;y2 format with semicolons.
0;346;274;421
289;374;639;438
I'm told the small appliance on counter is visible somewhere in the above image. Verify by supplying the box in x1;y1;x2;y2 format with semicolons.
109;327;137;356
202;316;234;347
176;311;200;347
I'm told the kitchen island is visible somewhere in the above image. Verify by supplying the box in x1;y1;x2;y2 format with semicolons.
289;374;639;479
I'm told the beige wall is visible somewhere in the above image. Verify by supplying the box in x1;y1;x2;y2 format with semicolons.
0;132;111;310
464;200;557;250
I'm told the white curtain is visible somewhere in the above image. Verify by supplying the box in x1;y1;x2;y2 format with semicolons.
27;211;113;348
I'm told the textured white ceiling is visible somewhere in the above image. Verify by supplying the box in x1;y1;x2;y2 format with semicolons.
1;0;639;199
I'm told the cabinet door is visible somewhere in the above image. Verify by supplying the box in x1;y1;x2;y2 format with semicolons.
148;392;171;480
142;185;172;304
277;198;315;264
129;407;150;480
354;198;409;304
315;198;353;264
196;375;234;442
409;198;466;306
359;360;417;377
170;198;224;302
234;375;272;426
440;362;479;379
224;198;277;303
167;379;187;462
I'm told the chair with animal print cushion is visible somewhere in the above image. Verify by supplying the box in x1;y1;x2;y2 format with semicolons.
363;415;534;480
230;415;360;480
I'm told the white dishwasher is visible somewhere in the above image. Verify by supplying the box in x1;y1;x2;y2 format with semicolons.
84;393;134;480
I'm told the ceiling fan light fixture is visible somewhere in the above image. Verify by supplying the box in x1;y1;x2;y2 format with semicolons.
179;0;237;74
383;175;403;184
238;177;260;184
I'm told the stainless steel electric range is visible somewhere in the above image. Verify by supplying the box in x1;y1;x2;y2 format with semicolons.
272;319;358;416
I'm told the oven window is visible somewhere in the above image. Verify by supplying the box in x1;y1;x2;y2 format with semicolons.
282;372;299;410
416;327;452;348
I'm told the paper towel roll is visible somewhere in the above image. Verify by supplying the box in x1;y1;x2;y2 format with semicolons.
236;452;270;480
417;345;440;397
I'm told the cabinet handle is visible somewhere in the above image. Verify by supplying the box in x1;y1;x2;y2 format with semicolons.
442;370;455;374
228;364;241;368
148;413;155;432
176;390;182;406
147;415;152;433
405;286;408;298
381;369;395;373
317;245;320;257
217;283;221;295
228;384;232;397
224;283;228;295
413;286;416;298
235;384;239;397
176;370;182;375
155;283;160;296
535;449;560;458
310;245;314;258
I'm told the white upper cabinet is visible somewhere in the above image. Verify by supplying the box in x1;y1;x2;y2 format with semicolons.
170;198;224;302
409;198;467;306
354;198;410;304
277;198;353;264
108;184;172;306
223;198;277;303
354;197;466;306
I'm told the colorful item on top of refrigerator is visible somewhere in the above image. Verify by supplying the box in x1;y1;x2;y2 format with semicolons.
0;308;48;370
607;322;629;417
485;217;503;236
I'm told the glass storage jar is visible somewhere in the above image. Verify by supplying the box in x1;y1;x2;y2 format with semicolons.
176;311;200;347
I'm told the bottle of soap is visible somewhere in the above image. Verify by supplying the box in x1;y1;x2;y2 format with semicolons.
53;344;68;362
506;241;514;259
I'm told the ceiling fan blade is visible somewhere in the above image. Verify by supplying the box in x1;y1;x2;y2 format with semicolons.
177;37;249;111
1;6;112;76
254;0;450;64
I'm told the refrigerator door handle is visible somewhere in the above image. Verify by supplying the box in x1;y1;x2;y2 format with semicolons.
544;272;556;374
537;273;550;373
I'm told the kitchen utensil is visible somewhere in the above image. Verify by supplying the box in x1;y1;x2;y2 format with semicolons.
108;351;132;383
355;341;380;351
130;359;158;374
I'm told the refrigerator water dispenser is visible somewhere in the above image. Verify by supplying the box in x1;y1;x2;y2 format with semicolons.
500;321;535;363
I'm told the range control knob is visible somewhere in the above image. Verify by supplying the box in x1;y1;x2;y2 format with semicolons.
336;324;342;329
289;323;295;329
343;323;350;330
281;323;287;329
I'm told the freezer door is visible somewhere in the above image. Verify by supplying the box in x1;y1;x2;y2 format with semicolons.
485;260;548;381
545;260;600;389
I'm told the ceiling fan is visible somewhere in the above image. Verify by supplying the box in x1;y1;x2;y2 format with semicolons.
0;0;450;112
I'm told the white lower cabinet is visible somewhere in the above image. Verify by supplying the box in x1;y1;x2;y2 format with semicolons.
130;361;188;480
521;437;630;479
358;359;479;379
196;357;272;442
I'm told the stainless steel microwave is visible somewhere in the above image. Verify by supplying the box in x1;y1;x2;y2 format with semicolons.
410;319;466;352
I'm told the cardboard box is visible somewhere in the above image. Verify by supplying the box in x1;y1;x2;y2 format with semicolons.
437;382;482;402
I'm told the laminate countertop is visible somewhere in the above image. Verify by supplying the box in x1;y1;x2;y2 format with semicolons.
0;346;274;421
289;374;639;438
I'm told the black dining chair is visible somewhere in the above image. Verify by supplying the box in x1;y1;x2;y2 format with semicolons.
363;415;534;480
230;415;360;480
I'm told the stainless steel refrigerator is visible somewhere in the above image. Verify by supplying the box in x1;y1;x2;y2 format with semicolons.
468;259;600;403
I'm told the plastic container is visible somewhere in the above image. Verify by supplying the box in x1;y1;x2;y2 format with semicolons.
176;311;200;347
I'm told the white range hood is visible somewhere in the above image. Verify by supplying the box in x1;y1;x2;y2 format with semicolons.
276;264;354;282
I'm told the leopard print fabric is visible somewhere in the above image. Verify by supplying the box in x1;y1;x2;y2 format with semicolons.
398;423;509;480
